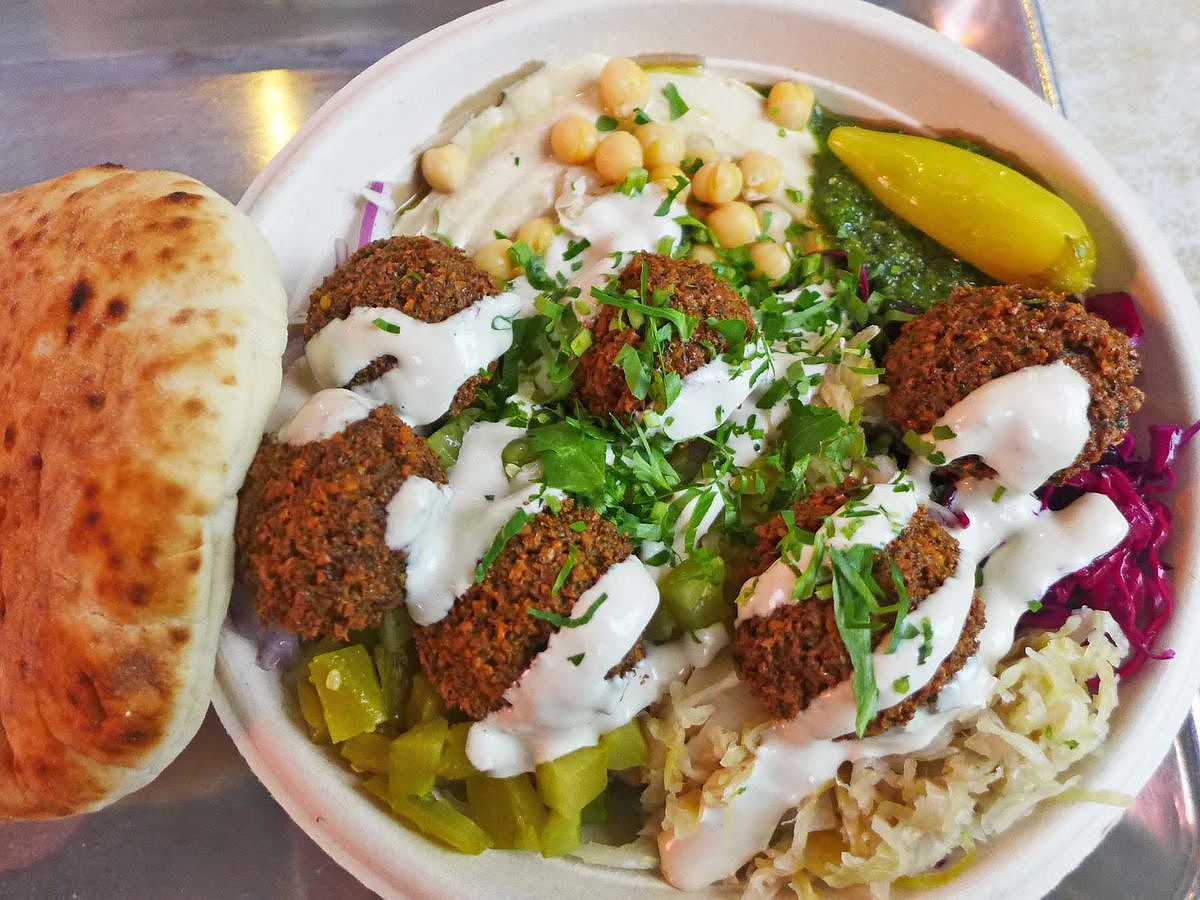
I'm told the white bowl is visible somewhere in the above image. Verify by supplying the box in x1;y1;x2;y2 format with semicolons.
213;1;1200;896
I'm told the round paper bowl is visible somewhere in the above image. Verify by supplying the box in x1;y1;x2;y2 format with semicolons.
212;0;1200;896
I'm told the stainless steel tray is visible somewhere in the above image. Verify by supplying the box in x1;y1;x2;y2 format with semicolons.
0;1;1195;896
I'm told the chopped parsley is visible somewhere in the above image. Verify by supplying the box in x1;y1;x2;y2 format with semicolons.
372;317;401;334
475;509;532;583
569;520;588;533
917;617;934;666
902;429;947;466
632;108;651;125
551;545;579;596
528;592;608;628
595;114;618;132
1027;599;1043;613
563;237;591;260
892;676;910;694
568;653;586;666
828;544;881;737
662;82;689;120
992;485;1007;503
654;174;690;216
931;424;957;441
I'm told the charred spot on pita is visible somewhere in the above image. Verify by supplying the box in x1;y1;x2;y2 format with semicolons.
68;279;92;314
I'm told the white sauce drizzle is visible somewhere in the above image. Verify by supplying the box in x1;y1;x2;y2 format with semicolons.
384;421;548;625
657;344;768;443
923;361;1090;494
304;293;526;428
726;349;822;467
274;387;377;446
660;363;1130;889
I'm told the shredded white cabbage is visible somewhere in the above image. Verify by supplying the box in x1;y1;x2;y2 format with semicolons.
640;611;1127;898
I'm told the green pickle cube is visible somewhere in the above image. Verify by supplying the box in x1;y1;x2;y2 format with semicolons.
364;777;492;855
535;745;608;815
404;672;448;728
389;718;449;798
308;645;386;743
295;678;330;743
599;720;649;770
540;810;583;858
659;553;727;631
466;775;547;851
438;722;481;780
341;732;390;774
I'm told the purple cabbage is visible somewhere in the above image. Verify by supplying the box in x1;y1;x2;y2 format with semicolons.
228;588;300;672
1085;292;1144;345
1030;421;1200;676
357;179;386;248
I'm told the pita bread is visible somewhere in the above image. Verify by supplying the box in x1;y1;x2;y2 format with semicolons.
0;166;287;817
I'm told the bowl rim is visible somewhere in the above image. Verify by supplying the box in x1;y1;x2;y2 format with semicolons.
215;1;1200;897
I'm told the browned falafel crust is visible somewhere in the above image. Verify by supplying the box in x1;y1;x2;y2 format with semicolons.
413;501;643;720
235;406;445;641
304;235;500;414
576;253;757;419
883;284;1143;481
733;504;982;734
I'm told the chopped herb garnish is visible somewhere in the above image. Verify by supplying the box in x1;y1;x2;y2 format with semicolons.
372;317;401;334
633;108;651;125
655;174;690;216
931;424;957;441
528;592;608;628
563;237;592;260
886;556;911;653
569;520;588;533
902;429;947;466
785;187;804;204
568;653;586;666
662;82;689;120
1064;739;1079;750
595;115;618;132
917;617;934;665
892;676;910;694
475;509;532;583
1027;599;1043;612
615;166;650;197
828;545;880;737
551;545;579;596
615;342;651;400
514;156;521;166
991;485;1007;503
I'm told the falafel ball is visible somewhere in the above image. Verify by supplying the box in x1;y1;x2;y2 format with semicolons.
413;501;642;720
733;498;983;734
305;235;500;416
576;253;756;419
235;405;445;641
884;284;1143;481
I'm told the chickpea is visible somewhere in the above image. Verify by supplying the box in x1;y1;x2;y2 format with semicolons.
683;134;719;168
550;113;600;165
599;57;650;118
635;122;685;168
594;130;644;183
692;161;743;205
689;243;719;265
516;217;556;254
750;241;791;281
739;150;783;201
420;144;468;193
765;81;815;131
707;201;759;248
475;238;515;283
755;202;792;243
649;164;689;196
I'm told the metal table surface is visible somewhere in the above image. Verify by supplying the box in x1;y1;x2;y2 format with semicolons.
0;1;1196;897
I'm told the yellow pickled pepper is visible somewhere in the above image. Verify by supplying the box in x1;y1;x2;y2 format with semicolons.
827;126;1096;293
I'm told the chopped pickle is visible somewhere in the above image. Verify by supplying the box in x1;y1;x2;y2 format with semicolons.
536;745;608;815
599;720;649;770
404;672;448;728
308;645;386;743
426;408;482;469
341;732;390;774
644;601;678;642
389;718;449;798
540;810;583;857
296;678;330;743
466;775;547;851
580;791;608;825
439;722;480;780
364;776;492;855
375;608;417;720
658;553;727;630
